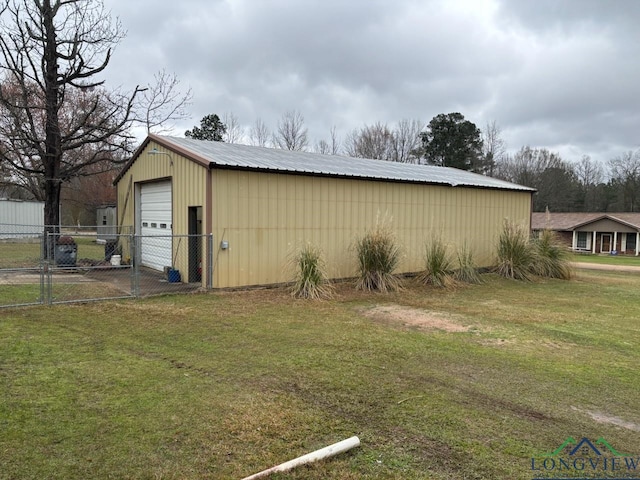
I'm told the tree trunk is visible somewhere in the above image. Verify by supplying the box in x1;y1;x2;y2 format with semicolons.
43;178;61;259
42;0;62;259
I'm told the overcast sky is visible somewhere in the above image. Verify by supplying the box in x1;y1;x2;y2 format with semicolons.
107;0;640;165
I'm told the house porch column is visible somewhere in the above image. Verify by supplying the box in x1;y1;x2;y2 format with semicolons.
592;231;597;254
572;231;576;250
637;232;639;256
613;231;618;253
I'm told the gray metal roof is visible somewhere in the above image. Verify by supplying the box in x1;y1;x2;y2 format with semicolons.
158;135;534;192
532;212;640;230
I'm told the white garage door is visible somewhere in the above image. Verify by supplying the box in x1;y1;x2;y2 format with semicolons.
140;181;172;271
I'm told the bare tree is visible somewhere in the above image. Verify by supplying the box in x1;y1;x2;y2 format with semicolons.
249;117;270;147
137;69;192;134
0;0;142;248
314;126;341;155
608;150;640;211
344;120;423;162
482;120;506;176
60;166;116;225
329;125;340;155
315;139;331;154
573;155;604;212
390;119;423;163
495;146;578;211
274;110;309;151
574;155;603;186
343;129;360;158
222;111;244;144
344;122;393;160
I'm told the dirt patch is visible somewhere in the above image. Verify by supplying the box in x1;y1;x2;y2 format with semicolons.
572;406;640;432
362;305;472;332
572;262;640;273
478;338;516;347
478;338;576;350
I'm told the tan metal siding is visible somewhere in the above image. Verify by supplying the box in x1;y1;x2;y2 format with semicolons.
116;142;207;274
211;170;531;288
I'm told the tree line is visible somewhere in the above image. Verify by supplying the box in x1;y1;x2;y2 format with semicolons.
186;111;640;213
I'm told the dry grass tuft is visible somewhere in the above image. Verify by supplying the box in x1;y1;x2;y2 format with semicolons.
289;243;334;299
531;229;573;280
354;222;401;292
495;220;535;281
419;237;454;288
454;243;483;284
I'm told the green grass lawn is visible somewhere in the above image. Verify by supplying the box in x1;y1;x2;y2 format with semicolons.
0;236;107;268
1;271;639;479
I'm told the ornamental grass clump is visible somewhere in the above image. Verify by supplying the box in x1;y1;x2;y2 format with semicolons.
495;220;535;281
355;223;401;292
420;237;454;288
531;228;573;280
289;243;333;299
454;243;483;284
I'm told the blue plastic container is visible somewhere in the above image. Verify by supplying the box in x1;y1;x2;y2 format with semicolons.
168;269;181;283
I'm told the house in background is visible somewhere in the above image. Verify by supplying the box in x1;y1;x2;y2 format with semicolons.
532;212;640;255
114;134;534;288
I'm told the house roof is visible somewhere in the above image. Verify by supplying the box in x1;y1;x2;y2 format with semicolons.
115;134;535;192
532;212;640;231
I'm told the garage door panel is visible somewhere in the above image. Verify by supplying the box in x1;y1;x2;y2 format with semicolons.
140;181;172;271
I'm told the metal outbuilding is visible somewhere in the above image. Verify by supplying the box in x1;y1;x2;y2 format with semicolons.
0;199;44;239
96;205;117;243
115;134;534;288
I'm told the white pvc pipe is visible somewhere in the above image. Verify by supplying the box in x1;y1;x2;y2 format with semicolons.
240;436;361;480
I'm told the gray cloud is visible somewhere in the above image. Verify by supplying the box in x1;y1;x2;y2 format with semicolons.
107;0;640;164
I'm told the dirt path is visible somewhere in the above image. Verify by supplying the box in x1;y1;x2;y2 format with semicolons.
571;262;640;273
362;305;473;332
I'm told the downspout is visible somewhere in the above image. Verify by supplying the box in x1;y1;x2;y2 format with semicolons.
529;192;534;232
206;165;214;288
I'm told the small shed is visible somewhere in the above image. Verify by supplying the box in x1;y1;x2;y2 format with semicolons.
0;199;45;240
96;205;117;243
115;135;534;288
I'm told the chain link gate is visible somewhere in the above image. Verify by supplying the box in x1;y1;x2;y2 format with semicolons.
1;224;213;308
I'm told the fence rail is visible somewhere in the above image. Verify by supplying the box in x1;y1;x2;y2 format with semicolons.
0;224;212;308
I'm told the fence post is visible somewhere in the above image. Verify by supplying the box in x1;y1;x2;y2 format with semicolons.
38;234;45;306
132;234;141;297
44;232;53;305
207;234;214;289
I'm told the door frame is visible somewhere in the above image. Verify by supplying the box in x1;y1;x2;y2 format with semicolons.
188;206;202;282
601;233;612;253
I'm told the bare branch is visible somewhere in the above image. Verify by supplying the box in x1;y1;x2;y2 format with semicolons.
222;111;244;144
249;117;270;147
274;110;308;151
134;69;192;134
0;0;141;237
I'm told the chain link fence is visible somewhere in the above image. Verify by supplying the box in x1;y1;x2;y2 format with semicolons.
0;224;212;308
